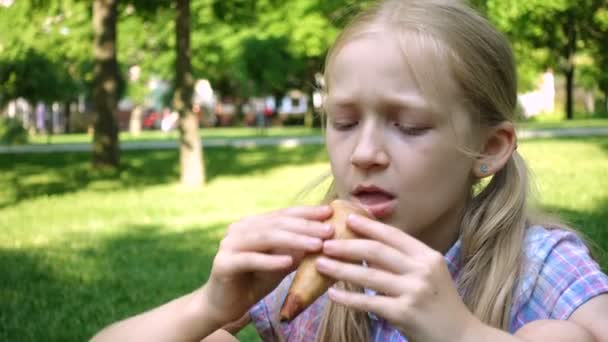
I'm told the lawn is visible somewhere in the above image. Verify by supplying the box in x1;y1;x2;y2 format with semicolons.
1;136;607;341
515;115;608;130
26;126;322;145
17;116;608;146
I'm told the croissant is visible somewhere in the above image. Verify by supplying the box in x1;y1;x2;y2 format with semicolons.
279;199;373;322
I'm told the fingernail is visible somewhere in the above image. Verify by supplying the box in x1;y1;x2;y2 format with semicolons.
323;224;333;233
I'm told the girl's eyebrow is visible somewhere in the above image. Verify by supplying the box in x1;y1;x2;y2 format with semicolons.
326;93;431;113
377;93;430;113
324;96;357;107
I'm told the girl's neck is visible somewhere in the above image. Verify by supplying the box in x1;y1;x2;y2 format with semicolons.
416;204;464;254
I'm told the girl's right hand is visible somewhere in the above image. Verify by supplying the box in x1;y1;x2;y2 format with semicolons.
200;205;334;326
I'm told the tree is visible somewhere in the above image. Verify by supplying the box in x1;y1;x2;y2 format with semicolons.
0;48;78;107
0;1;91;110
92;0;121;167
175;0;204;187
125;0;204;185
585;5;608;113
486;0;607;119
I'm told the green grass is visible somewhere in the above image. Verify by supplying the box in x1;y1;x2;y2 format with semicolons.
518;136;608;263
1;137;607;341
0;145;330;342
19;118;608;145
516;116;608;130
27;126;322;145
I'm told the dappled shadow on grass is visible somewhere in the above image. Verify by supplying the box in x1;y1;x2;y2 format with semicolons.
598;138;608;154
0;144;327;209
540;197;608;273
0;221;227;341
204;144;327;181
0;150;179;209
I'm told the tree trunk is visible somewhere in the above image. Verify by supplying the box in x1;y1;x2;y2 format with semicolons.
564;11;576;120
64;100;71;133
129;105;143;136
92;0;120;168
303;59;316;128
565;66;574;119
175;0;204;187
584;90;595;114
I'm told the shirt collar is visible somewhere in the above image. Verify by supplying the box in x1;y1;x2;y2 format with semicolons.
444;238;462;281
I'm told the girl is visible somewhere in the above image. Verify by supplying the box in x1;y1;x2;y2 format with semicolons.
92;0;608;341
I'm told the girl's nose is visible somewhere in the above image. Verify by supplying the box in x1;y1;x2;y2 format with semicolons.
349;122;390;170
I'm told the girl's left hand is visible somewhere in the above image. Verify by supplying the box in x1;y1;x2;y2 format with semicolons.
315;213;480;342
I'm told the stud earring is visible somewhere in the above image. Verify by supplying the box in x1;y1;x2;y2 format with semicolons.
480;164;489;174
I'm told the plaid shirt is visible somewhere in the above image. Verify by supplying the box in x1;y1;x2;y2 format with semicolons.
250;226;608;341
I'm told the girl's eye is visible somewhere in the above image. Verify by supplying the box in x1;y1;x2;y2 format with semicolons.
392;121;429;136
331;120;359;131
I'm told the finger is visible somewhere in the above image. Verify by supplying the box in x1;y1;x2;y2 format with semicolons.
347;214;430;256
274;205;333;221
322;239;410;274
228;229;323;253
229;252;293;273
272;216;334;239
327;287;396;321
227;212;334;239
316;256;403;296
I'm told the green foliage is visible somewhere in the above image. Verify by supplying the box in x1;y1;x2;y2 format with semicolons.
313;0;376;28
0;48;79;105
208;0;346;96
0;116;28;145
0;0;92;104
485;0;608;118
212;0;259;25
236;36;304;95
119;3;175;80
588;7;608;95
511;42;551;92
3;0;606;111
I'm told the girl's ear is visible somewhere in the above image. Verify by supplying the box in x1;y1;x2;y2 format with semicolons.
473;121;517;178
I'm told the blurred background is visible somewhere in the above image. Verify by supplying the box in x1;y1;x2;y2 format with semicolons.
1;1;607;341
1;0;607;143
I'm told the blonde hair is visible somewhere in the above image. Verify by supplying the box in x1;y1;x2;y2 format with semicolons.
317;0;526;340
269;1;576;340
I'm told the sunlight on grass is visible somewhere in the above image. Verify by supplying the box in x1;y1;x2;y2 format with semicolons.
1;137;607;341
516;116;608;130
26;126;322;145
20;118;608;146
520;137;608;210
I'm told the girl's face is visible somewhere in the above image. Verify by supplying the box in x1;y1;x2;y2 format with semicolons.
325;34;475;252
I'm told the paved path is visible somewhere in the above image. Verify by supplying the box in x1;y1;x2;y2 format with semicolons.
1;127;608;154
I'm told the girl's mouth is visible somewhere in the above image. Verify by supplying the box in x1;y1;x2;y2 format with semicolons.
351;185;396;218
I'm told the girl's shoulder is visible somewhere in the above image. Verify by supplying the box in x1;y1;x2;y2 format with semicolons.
249;272;328;342
510;225;608;332
522;225;589;257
